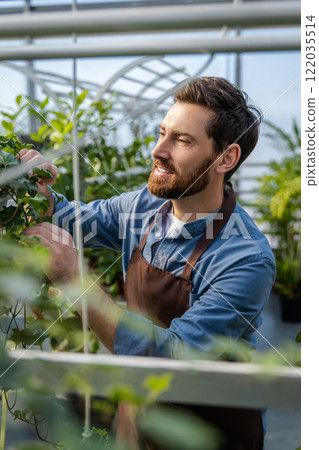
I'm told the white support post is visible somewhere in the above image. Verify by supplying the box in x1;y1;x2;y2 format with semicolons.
70;0;91;438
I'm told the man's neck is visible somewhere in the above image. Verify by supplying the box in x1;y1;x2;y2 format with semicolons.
171;182;225;222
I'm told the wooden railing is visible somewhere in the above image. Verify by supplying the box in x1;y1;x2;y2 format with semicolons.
4;350;301;410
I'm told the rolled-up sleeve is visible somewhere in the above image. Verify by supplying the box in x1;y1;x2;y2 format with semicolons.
53;191;140;251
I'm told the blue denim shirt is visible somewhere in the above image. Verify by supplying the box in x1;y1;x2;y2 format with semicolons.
53;186;276;359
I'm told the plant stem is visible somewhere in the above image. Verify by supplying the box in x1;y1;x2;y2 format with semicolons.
0;390;7;450
0;202;21;226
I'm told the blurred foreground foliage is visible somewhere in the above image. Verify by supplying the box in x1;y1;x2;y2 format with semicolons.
0;92;154;448
0;97;300;449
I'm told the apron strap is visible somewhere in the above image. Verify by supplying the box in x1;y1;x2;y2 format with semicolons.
137;221;154;251
181;185;236;280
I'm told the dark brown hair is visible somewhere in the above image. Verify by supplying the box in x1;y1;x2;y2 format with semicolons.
174;77;262;181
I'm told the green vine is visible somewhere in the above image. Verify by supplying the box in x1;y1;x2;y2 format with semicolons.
0;390;7;450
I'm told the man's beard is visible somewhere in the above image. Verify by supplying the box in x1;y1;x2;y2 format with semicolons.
148;155;215;199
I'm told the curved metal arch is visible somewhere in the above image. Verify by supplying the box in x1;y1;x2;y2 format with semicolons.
0;61;66;113
128;76;193;120
89;53;215;121
83;53;216;137
90;55;165;105
126;54;216;116
124;67;186;111
1;54;216;136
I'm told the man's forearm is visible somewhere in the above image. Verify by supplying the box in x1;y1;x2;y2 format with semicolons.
70;279;123;353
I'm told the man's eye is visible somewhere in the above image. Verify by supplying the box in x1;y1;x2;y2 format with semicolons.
177;138;189;144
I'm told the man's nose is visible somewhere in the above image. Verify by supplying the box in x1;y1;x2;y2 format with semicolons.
151;137;171;160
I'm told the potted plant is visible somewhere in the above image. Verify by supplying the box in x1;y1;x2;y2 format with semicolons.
256;120;301;322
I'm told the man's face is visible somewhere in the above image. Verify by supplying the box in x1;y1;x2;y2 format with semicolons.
148;102;216;199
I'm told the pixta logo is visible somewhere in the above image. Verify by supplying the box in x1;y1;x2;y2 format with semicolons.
52;203;98;246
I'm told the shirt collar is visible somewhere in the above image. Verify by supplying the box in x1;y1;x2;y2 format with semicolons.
152;184;235;238
153;200;221;238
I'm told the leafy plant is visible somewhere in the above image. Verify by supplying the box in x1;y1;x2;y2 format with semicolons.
1;93;154;296
0;134;99;447
0;135;52;236
256;120;301;301
0;90;156;447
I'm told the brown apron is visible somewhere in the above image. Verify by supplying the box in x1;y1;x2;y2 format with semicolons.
117;186;264;450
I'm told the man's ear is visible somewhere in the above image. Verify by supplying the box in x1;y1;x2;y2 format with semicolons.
215;143;241;176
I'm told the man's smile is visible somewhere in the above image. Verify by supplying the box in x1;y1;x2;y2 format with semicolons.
155;165;174;176
153;160;175;177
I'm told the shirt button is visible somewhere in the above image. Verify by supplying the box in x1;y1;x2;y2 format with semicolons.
155;232;161;238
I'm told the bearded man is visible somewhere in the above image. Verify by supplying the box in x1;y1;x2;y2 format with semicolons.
21;77;276;449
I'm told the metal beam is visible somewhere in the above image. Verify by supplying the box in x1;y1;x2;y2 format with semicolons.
3;350;301;410
0;2;301;38
0;0;233;15
0;35;300;61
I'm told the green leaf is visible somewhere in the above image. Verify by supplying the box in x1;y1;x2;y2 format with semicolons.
144;136;155;146
1;112;15;120
1;120;14;132
109;282;118;295
296;330;301;343
39;96;49;109
9;326;47;346
91;337;100;353
77;90;89;106
0;149;18;166
52;111;67;120
20;194;49;212
29;132;43;143
90;427;108;438
0;205;20;223
16;94;23;106
49;131;63;144
63;121;74;135
108;384;141;404
77;110;85;119
8;177;39;196
50;119;63;132
143;373;173;394
37;124;49;136
1;146;18;157
31;167;54;179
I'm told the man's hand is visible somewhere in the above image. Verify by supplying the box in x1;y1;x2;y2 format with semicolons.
21;223;123;354
19;148;59;216
19;148;58;186
21;222;79;284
